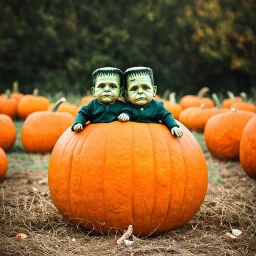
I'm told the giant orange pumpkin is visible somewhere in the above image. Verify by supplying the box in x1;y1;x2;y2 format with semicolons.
240;116;256;179
48;121;208;236
0;114;16;151
204;109;255;160
21;98;74;153
0;147;8;180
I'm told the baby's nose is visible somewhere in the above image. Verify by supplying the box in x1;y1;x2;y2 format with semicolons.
104;85;110;91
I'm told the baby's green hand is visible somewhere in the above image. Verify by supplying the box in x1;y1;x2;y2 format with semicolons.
73;123;83;132
171;127;183;137
118;113;130;122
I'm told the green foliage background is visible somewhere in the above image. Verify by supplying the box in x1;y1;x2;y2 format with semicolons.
0;0;255;96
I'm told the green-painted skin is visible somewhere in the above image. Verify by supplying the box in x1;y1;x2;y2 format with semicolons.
92;75;122;104
126;76;157;105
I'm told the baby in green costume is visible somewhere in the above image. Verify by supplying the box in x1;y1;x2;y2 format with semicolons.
118;66;183;137
72;67;125;132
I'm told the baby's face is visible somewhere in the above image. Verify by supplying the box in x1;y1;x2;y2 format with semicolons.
126;75;157;105
92;76;122;103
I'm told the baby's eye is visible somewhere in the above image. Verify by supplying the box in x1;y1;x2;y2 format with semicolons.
130;86;138;91
110;83;117;89
143;85;151;90
97;83;105;89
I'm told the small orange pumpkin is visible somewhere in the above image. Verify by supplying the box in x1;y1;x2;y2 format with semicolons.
230;102;256;113
240;116;256;179
0;147;8;180
162;93;182;120
57;101;78;117
204;109;255;160
21;98;74;153
17;88;50;120
48;121;208;236
221;91;242;109
11;81;24;102
179;94;229;131
0;114;16;151
0;90;18;119
180;87;214;109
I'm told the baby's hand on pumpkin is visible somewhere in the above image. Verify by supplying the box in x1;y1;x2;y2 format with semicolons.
118;113;130;122
73;123;83;132
171;127;183;137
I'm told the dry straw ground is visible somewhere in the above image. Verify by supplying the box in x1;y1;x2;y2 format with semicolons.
0;130;256;256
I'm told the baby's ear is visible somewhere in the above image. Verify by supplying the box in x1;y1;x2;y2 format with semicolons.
91;87;96;96
153;85;157;96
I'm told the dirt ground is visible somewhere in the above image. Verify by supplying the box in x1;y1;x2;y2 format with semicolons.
0;152;256;256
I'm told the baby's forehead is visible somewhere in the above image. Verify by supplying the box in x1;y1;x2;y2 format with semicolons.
127;75;153;87
95;75;120;85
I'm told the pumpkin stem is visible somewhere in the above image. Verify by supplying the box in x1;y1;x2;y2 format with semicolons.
240;92;247;102
163;89;171;100
212;93;221;109
227;91;235;99
51;97;67;112
197;87;209;98
12;81;19;93
33;88;39;96
200;103;205;109
169;92;176;104
230;107;237;112
5;89;11;99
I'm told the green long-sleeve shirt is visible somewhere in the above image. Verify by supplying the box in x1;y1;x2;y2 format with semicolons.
121;100;179;130
71;99;125;131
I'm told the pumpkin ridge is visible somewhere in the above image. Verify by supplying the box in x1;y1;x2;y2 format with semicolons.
68;132;80;220
130;122;135;230
60;131;77;217
145;124;157;234
159;128;173;231
103;124;113;229
72;125;94;226
173;137;187;226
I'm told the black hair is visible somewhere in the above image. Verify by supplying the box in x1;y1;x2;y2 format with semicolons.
92;67;123;87
123;67;154;90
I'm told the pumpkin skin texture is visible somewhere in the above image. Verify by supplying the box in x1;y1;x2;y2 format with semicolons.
204;110;256;160
21;111;74;153
0;114;16;151
240;116;256;179
48;121;208;236
0;147;8;180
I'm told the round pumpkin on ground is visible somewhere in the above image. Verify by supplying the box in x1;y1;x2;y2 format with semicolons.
231;102;256;113
17;89;50;120
204;109;255;160
48;121;208;236
179;87;214;109
0;90;18;119
240;116;256;179
0;147;8;180
21;98;74;153
0;114;16;151
221;91;242;109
